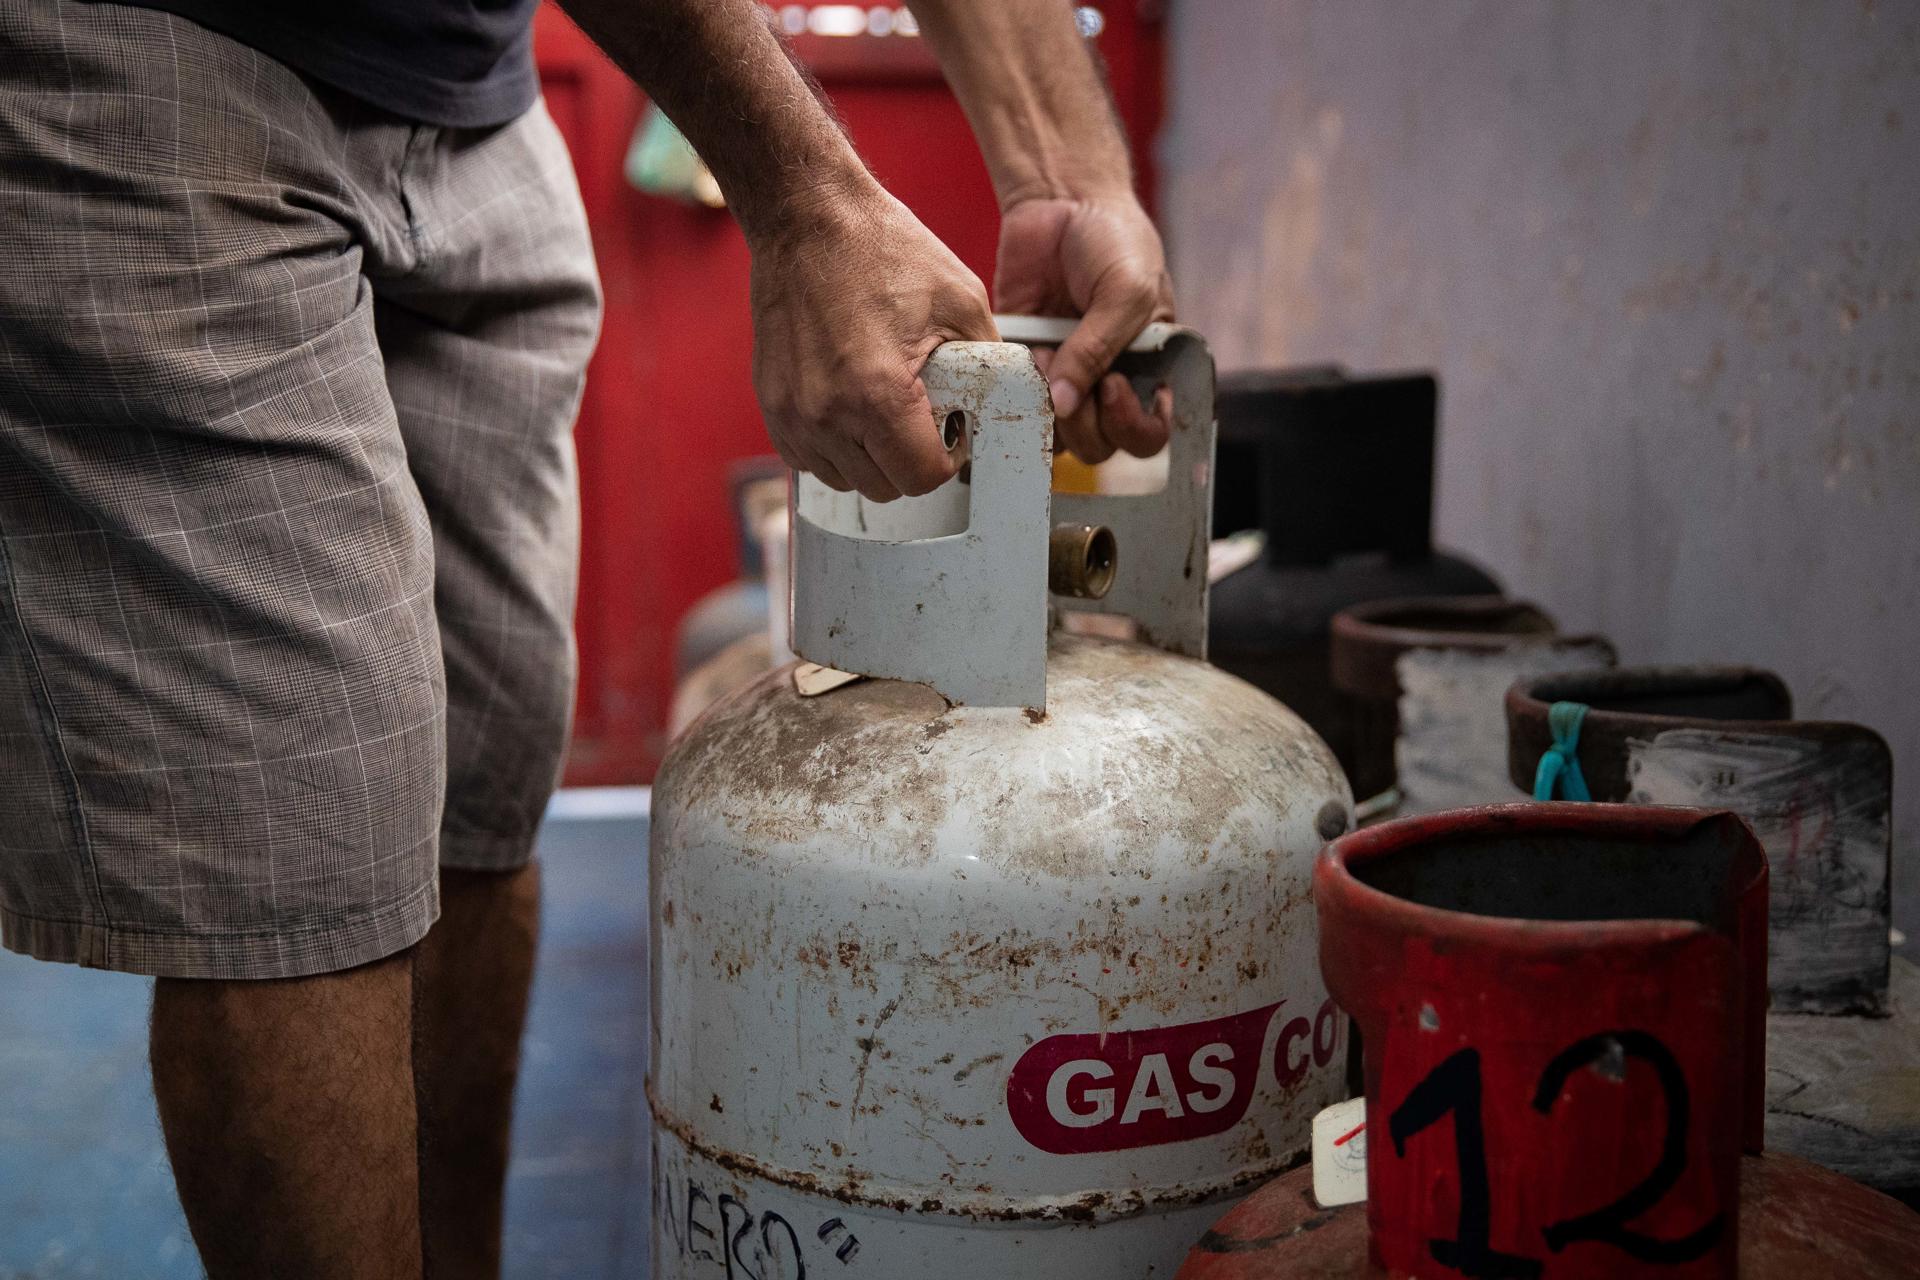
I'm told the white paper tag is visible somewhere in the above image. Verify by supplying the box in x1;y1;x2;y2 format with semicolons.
1311;1096;1369;1208
793;662;863;697
1207;530;1266;583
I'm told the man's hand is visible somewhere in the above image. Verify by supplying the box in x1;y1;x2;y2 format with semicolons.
750;181;996;499
908;0;1178;466
995;193;1175;464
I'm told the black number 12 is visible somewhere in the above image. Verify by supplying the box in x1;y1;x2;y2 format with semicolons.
1388;1033;1724;1277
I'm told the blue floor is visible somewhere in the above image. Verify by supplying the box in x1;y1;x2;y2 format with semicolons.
0;804;652;1279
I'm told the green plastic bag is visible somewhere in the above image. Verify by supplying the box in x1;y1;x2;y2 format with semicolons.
625;104;724;208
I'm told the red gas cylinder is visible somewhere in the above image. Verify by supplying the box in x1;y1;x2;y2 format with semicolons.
1177;803;1920;1279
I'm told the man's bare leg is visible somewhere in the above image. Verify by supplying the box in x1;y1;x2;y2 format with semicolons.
413;862;542;1279
151;950;422;1280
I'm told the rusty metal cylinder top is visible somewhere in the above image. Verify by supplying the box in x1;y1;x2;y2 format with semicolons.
1329;595;1561;700
1506;665;1797;799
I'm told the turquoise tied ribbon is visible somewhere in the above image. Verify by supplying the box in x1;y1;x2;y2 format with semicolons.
1532;700;1593;801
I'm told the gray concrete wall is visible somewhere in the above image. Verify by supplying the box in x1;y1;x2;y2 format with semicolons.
1163;1;1920;939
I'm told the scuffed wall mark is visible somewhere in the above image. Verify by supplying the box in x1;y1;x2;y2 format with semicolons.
1189;158;1257;370
1619;253;1792;346
1677;341;1727;396
1629;728;1891;1013
1255;104;1343;362
1805;670;1856;720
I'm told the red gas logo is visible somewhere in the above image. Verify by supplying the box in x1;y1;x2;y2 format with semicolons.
1006;1002;1281;1154
1273;996;1342;1088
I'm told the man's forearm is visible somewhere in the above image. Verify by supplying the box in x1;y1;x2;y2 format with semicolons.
905;1;1134;208
548;0;1157;491
555;0;873;242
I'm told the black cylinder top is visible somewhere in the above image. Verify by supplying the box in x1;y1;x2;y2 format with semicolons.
1214;368;1439;566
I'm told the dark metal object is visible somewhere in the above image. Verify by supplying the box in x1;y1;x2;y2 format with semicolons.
1328;596;1613;802
1210;365;1345;539
1332;596;1557;695
1208;369;1500;778
1212;368;1435;560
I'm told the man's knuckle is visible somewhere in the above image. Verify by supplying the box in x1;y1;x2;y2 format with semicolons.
795;387;845;430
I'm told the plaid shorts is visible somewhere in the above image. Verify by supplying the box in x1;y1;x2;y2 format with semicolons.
0;2;602;979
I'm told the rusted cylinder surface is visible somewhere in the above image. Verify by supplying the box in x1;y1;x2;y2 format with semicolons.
1047;522;1117;599
1735;1149;1920;1274
1327;595;1612;806
1505;665;1891;1017
1176;1153;1920;1279
1316;803;1770;1279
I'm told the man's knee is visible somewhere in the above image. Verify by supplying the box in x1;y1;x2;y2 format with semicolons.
150;948;417;1091
436;863;542;934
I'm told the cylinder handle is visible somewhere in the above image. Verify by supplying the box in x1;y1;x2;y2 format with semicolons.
789;318;1216;708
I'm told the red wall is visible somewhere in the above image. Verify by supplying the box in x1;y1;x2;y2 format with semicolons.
535;4;1165;783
